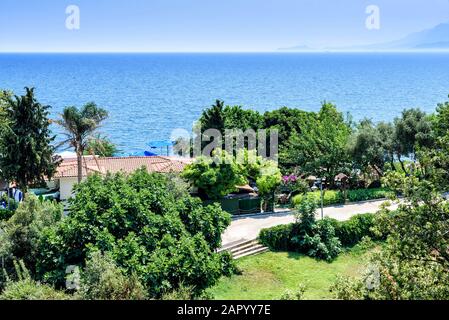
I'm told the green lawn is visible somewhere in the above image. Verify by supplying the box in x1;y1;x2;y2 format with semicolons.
209;247;372;300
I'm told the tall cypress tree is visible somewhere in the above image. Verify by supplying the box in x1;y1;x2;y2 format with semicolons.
0;87;59;192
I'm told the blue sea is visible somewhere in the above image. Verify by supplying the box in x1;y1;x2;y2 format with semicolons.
1;53;449;153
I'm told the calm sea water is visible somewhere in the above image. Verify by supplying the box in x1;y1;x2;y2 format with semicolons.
1;53;449;153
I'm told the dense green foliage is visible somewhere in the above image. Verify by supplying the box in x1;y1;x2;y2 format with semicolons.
197;99;438;188
292;190;344;207
0;90;11;134
0;88;59;191
0;260;69;300
263;107;312;164
347;119;389;176
0;195;63;288
331;214;380;247
182;151;246;199
292;188;392;207
35;169;234;298
199;100;265;135
346;188;394;202
76;251;147;300
259;212;379;255
0;278;69;300
260;199;342;261
0;208;14;221
259;224;295;252
182;150;281;204
332;101;449;299
284;103;352;184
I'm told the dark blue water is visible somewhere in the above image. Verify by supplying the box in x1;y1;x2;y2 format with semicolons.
1;53;449;153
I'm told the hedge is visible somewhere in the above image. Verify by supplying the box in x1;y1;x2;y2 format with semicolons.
259;224;295;251
259;213;380;251
331;213;381;246
292;190;344;207
346;188;394;202
292;188;393;207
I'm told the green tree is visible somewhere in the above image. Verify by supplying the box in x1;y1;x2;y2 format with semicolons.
0;90;12;133
376;121;396;171
0;91;12;171
36;169;234;298
198;101;265;153
263;107;313;169
393;108;433;173
0;195;63;286
0;87;59;192
432;95;449;137
239;150;282;211
291;198;342;261
285;103;352;185
332;171;449;299
223;105;264;131
55;103;108;183
199;100;226;133
348;119;386;177
182;151;247;200
85;134;119;157
200;100;264;133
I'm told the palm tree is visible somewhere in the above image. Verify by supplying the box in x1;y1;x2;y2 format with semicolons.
55;103;108;183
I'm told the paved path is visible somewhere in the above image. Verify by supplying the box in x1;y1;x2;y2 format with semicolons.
222;199;398;246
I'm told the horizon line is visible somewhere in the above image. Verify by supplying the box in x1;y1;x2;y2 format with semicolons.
2;49;449;54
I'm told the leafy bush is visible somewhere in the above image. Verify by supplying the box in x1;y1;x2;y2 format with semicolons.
181;151;246;200
0;195;63;286
263;198;342;261
334;168;449;300
279;283;307;300
292;190;344;207
0;260;68;300
293;217;342;262
77;251;147;300
347;188;393;202
292;188;393;207
0;279;69;300
161;283;197;300
36;169;235;298
332;213;380;247
259;224;295;251
259;212;380;258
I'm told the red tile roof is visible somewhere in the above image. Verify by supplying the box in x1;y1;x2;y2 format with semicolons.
54;156;190;178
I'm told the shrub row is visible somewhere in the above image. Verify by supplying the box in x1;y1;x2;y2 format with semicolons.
259;213;381;251
292;190;344;207
292;188;393;207
259;224;296;251
331;213;381;247
346;188;394;202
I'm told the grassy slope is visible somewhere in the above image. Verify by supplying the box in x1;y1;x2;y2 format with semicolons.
209;247;371;300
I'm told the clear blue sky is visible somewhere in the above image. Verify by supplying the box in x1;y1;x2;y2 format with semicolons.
1;0;449;52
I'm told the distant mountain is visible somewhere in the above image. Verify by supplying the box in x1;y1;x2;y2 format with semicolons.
280;22;449;52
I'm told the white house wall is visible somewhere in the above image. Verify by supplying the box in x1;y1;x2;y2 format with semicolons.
59;177;79;201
